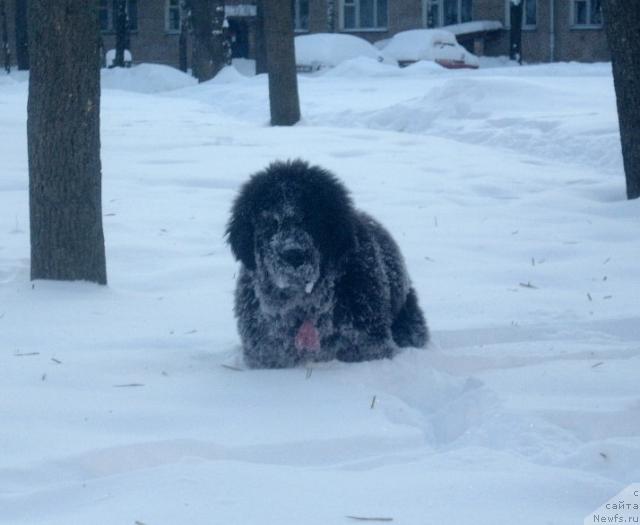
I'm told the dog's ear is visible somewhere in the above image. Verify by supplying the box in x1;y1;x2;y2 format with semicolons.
226;184;256;270
301;164;357;263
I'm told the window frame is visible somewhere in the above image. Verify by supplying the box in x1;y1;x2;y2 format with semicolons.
570;0;603;29
165;0;182;34
423;0;473;28
340;0;389;32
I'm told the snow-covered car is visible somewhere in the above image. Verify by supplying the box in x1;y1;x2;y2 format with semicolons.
380;29;479;69
294;33;396;72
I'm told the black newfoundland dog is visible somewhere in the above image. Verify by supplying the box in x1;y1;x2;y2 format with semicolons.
226;160;428;368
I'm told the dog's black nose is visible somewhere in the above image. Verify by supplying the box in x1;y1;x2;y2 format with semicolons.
281;248;307;268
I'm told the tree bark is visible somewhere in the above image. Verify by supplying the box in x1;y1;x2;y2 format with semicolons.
509;0;523;63
254;0;267;74
602;0;640;199
27;0;107;284
178;0;188;72
1;0;9;73
188;0;225;82
263;0;300;126
114;0;129;67
15;0;29;70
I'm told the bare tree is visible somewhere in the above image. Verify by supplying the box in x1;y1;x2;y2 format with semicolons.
15;0;29;70
263;0;300;126
254;0;267;74
602;0;640;199
509;0;523;64
187;0;226;82
179;0;189;72
113;0;129;67
27;0;107;283
1;0;9;73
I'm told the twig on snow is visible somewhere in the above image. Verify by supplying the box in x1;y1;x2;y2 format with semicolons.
347;516;394;522
221;364;244;372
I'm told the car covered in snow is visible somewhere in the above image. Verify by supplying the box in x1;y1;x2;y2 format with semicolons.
380;29;479;69
294;33;396;72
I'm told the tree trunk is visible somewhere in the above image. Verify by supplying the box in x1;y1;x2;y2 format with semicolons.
178;0;188;72
263;0;300;126
509;0;523;63
15;0;29;70
27;0;107;284
114;0;128;67
1;0;9;73
602;0;640;199
188;0;225;82
254;0;267;74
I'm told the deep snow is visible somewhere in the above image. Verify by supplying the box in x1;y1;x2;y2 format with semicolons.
0;59;638;524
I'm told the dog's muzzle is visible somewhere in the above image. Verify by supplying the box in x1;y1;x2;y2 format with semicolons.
264;228;320;291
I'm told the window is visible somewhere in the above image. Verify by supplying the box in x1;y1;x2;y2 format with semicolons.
294;0;309;31
505;0;537;29
572;0;602;27
166;0;181;33
99;0;139;33
425;0;472;28
341;0;388;30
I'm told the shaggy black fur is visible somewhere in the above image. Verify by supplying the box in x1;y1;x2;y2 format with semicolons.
227;160;428;368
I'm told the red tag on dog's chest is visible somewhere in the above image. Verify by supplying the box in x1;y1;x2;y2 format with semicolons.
295;320;321;352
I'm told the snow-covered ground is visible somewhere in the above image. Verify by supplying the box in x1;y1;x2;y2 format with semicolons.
1;59;638;524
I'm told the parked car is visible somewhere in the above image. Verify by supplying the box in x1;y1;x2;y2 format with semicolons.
294;33;396;72
380;29;479;69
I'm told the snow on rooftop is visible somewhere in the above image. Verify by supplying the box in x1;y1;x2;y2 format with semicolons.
443;20;504;35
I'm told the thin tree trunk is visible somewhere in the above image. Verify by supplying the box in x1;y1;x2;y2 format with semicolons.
179;0;188;72
27;0;107;284
114;0;128;67
509;0;523;63
263;0;300;126
1;0;10;73
255;0;267;74
15;0;29;70
602;0;640;199
188;0;225;82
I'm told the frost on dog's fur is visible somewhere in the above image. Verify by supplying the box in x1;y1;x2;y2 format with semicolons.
226;159;429;368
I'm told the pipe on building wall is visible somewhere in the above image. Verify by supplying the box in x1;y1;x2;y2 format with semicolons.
549;0;556;62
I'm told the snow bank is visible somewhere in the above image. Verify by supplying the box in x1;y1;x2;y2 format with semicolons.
208;65;247;84
101;63;197;93
1;58;637;525
105;48;133;67
321;56;402;78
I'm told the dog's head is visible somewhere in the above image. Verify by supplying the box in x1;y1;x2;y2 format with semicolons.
226;160;356;293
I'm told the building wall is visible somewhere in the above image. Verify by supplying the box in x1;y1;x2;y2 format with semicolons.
0;0;610;70
476;0;608;63
554;0;609;62
101;1;183;68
